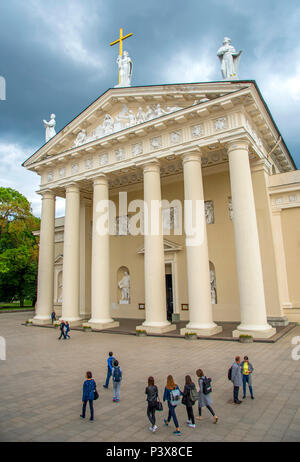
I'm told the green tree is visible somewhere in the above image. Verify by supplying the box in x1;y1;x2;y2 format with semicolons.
0;187;40;306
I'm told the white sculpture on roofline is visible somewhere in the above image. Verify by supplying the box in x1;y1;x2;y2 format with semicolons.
217;37;242;80
43;114;56;143
116;51;133;87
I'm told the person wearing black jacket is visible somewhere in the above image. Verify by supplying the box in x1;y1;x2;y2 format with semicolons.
58;320;66;340
182;375;196;428
145;376;159;432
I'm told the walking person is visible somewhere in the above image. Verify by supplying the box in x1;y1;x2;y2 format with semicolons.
145;376;159;432
103;351;115;389
112;360;122;403
58;320;66;340
51;310;56;324
182;375;197;428
230;356;243;404
80;371;97;421
196;369;218;423
163;375;182;435
241;356;254;399
64;321;70;339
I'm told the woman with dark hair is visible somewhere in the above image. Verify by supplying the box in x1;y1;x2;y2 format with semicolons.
182;375;197;428
145;376;159;432
80;371;97;421
196;369;218;423
163;375;183;435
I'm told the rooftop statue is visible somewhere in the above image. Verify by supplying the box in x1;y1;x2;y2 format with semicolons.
217;37;242;80
116;50;133;87
43;113;56;143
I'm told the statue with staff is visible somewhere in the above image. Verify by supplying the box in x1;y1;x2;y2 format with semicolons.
217;37;242;80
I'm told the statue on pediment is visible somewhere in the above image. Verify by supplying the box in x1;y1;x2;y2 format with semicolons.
116;50;133;87
43;114;56;143
73;129;87;147
103;114;114;135
136;107;146;123
217;37;242;80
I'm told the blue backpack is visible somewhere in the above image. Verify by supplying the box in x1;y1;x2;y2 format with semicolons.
113;366;122;382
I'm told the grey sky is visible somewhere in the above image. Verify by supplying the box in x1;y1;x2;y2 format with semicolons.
1;0;300;216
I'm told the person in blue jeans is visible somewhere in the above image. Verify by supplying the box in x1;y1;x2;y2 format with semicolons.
103;351;115;389
80;371;97;421
240;356;254;399
112;360;122;402
163;374;183;435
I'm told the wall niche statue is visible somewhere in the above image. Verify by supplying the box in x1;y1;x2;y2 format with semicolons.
117;266;130;304
209;262;217;305
205;200;214;224
57;271;63;303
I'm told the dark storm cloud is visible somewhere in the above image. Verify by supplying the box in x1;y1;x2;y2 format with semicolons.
0;0;300;214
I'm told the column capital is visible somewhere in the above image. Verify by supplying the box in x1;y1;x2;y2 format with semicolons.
38;189;56;200
182;151;202;165
93;174;108;187
65;183;80;194
272;209;282;216
142;159;161;174
226;139;250;154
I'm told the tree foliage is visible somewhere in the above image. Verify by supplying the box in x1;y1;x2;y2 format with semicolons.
0;187;40;306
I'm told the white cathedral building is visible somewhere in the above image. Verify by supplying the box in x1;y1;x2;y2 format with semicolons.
23;43;300;339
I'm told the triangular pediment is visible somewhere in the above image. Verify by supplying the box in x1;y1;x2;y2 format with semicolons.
23;81;252;168
137;238;182;254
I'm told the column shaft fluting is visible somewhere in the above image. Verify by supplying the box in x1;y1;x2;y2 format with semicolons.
61;184;81;323
140;161;175;333
228;140;275;337
181;152;222;336
34;191;55;324
87;176;119;330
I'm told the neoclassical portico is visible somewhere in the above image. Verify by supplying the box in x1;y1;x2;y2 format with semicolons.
26;81;299;338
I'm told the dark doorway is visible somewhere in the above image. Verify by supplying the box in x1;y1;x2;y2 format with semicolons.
165;273;173;322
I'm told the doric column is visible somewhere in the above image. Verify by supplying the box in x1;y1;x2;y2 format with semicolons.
272;210;292;311
227;140;276;338
86;175;119;330
180;151;222;336
61;184;81;324
33;191;55;325
137;160;175;333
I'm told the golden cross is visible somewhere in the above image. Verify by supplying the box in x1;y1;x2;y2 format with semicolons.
110;28;133;84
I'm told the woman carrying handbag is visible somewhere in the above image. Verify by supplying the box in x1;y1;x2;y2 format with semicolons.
145;376;160;432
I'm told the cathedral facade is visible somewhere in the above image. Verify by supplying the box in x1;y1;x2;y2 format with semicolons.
23;81;300;338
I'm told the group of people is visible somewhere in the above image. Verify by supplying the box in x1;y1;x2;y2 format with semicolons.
57;319;70;340
145;370;218;435
230;355;254;403
79;352;255;435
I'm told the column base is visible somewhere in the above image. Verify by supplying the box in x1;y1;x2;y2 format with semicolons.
180;324;222;337
232;325;276;339
84;320;119;331
32;316;51;326
137;322;176;334
267;316;289;327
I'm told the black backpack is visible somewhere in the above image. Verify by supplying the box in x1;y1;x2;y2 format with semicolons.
228;366;232;381
202;377;212;395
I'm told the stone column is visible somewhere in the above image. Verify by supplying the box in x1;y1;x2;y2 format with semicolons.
137;161;175;333
33;191;55;325
272;210;292;311
180;151;222;336
61;184;81;325
227;140;276;338
86;175;119;330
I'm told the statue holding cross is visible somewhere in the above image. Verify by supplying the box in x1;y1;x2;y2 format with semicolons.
110;28;133;87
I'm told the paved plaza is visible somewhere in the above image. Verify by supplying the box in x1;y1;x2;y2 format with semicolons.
0;311;300;442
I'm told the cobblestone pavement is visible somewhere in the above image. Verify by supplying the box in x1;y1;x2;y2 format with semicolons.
0;312;299;442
